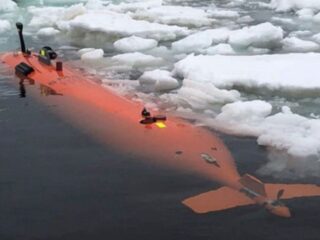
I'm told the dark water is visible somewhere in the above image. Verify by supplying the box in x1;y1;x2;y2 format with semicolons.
0;72;320;240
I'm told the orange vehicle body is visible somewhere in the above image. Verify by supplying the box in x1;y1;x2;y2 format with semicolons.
1;51;320;218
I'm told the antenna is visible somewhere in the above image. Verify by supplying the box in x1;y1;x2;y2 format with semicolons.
16;22;26;54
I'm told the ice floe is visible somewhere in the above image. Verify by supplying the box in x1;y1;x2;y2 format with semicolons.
111;52;163;67
36;27;60;38
270;0;320;12
139;69;179;91
211;101;320;158
131;5;214;27
171;28;231;53
172;22;283;54
0;0;17;12
161;80;240;110
173;53;320;90
282;37;319;52
228;22;283;49
114;36;158;52
80;48;104;61
66;10;189;42
0;19;11;34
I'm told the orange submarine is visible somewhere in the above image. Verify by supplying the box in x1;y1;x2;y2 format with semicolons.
1;23;320;218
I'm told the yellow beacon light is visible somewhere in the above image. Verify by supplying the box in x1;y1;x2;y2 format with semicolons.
156;121;166;129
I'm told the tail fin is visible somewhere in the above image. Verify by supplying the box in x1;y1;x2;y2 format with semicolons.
183;184;320;214
265;184;320;200
182;186;254;214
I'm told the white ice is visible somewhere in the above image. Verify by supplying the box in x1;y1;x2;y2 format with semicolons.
211;101;320;161
270;0;320;12
131;5;214;27
161;79;240;110
228;22;283;49
204;43;236;55
0;19;11;34
66;10;189;42
80;48;104;61
173;53;320;90
139;69;179;92
171;23;283;54
37;27;60;38
111;52;163;67
114;36;158;52
0;0;17;12
171;28;231;53
282;37;319;52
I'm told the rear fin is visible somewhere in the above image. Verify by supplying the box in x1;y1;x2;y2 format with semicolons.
265;184;320;200
182;187;254;214
183;184;320;214
239;174;266;197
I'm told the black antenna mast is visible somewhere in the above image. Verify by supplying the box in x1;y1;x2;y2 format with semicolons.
16;22;26;54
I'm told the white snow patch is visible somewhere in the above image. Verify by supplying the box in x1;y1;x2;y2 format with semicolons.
66;10;189;41
213;100;273;136
161;79;240;110
0;20;11;34
173;53;320;89
270;0;320;12
80;48;104;61
312;33;320;43
37;27;60;38
108;0;163;13
78;48;95;56
172;23;283;53
132;5;214;27
0;0;17;12
139;69;179;91
282;37;319;52
297;8;315;20
171;28;231;53
204;43;236;55
114;36;158;52
229;22;283;49
208;9;240;19
111;52;163;67
28;4;86;28
211;101;320;162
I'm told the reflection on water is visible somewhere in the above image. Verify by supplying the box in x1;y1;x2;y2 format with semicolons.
16;74;62;98
19;79;26;98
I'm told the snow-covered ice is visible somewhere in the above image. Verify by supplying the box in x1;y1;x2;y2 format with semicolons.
66;10;189;42
173;53;320;90
204;43;236;55
171;28;231;53
37;27;60;38
282;37;319;52
211;101;320;160
228;22;283;49
0;0;17;12
114;36;158;52
111;52;163;67
139;69;179;91
131;5;214;27
0;20;11;34
80;48;104;61
270;0;320;12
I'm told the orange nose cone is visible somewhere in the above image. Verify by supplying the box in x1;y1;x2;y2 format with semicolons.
270;206;291;218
